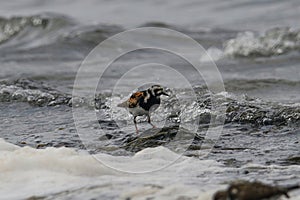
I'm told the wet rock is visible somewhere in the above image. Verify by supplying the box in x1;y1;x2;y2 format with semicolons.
225;100;300;128
0;78;71;107
213;190;227;200
213;180;300;200
25;196;45;200
122;126;203;153
36;143;48;148
98;119;119;130
198;112;211;124
283;156;300;165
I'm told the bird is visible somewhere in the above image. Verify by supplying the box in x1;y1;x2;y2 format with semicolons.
117;85;169;134
213;180;300;200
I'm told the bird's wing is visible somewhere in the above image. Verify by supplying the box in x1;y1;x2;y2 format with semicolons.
117;91;144;108
128;91;144;108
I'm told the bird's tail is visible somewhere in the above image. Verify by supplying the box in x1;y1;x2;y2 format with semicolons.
117;101;128;108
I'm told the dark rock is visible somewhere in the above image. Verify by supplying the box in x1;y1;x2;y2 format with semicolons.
224;100;300;129
25;196;45;200
122;126;203;153
198;112;211;124
213;180;300;200
283;156;300;165
98;119;119;130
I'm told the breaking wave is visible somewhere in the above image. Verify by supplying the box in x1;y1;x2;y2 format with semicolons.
1;13;299;60
0;78;71;106
224;27;300;57
0;13;76;49
0;13;123;53
0;138;223;200
1;78;300;129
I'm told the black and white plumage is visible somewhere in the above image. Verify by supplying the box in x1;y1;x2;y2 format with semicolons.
117;85;169;134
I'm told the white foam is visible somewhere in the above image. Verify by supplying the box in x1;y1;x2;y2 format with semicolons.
0;138;20;151
1;138;299;200
0;138;223;200
223;28;300;57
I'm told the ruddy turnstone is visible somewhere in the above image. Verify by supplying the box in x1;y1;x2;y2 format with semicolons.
117;85;169;133
213;180;300;200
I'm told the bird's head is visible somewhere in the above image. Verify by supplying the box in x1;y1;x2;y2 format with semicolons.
149;85;169;97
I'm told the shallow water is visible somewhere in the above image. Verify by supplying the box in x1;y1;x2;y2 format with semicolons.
0;1;300;199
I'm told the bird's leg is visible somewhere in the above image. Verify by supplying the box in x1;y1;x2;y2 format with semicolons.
134;116;139;134
147;114;156;128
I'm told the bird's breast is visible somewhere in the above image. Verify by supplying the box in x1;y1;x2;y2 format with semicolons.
129;106;149;116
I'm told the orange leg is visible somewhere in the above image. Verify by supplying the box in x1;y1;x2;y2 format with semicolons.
147;114;156;128
134;116;139;134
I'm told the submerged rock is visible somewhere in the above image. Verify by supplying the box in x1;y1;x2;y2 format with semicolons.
0;78;71;106
225;100;300;128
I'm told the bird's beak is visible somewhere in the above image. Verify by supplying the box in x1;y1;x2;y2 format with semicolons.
162;91;169;96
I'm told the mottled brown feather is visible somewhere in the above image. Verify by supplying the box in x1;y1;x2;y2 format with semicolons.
128;91;144;108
